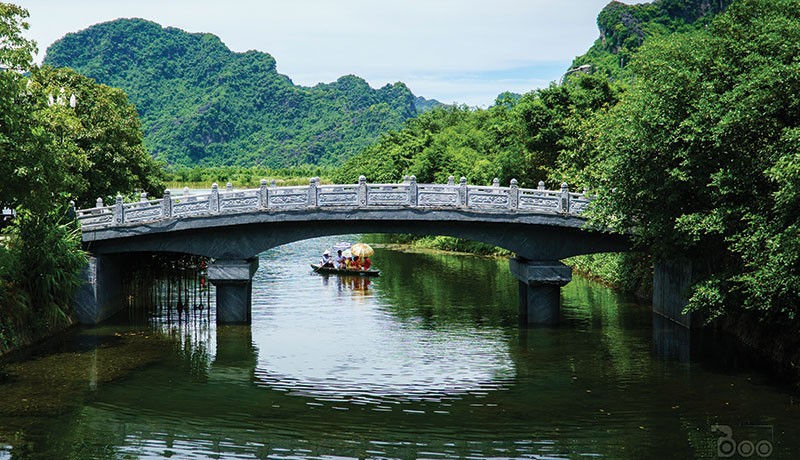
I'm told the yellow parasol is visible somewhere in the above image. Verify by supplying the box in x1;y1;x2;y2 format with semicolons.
350;243;374;257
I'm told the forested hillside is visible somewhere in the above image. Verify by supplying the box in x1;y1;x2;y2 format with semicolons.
570;0;733;82
43;18;433;167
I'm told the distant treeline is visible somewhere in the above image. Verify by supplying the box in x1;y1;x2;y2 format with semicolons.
162;165;336;188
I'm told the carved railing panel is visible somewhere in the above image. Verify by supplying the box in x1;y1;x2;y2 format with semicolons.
77;180;591;229
172;195;210;217
366;184;411;206
417;184;459;207
318;185;359;207
569;193;591;215
76;207;114;228
518;189;560;213
468;186;510;210
220;190;260;213
268;186;308;209
122;200;163;223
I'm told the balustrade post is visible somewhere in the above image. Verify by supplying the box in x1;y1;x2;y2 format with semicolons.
358;175;367;206
459;176;467;207
210;183;220;214
226;182;233;193
403;175;409;183
409;175;418;206
161;189;172;218
560;183;570;213
447;175;455;186
537;181;545;191
492;178;500;187
308;177;318;207
259;179;268;209
183;187;190;198
95;197;103;209
509;179;519;210
139;192;148;203
114;194;124;224
270;179;277;188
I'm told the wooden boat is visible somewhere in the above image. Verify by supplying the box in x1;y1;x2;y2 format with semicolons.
310;264;381;277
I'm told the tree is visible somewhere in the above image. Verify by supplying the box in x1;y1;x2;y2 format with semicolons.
591;0;800;323
0;2;36;71
1;3;165;343
29;66;164;207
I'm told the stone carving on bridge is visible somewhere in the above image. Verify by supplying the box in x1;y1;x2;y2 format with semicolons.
367;191;409;205
76;178;592;230
520;195;560;210
417;183;460;207
173;199;209;216
209;183;220;214
318;192;359;205
79;213;114;227
220;196;259;211
124;206;162;222
269;190;308;207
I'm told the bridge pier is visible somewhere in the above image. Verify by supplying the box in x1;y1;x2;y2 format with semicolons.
653;257;703;328
208;258;259;325
74;254;127;324
509;258;572;325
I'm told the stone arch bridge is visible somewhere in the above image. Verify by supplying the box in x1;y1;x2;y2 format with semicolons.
74;177;687;327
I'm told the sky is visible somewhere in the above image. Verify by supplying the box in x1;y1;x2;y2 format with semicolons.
17;0;629;107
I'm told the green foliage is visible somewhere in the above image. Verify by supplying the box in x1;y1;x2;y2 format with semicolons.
163;164;335;188
28;66;164;207
590;0;800;324
43;18;421;168
0;2;36;71
0;207;86;352
406;236;513;257
566;253;653;298
0;4;165;352
573;0;733;82
334;77;618;189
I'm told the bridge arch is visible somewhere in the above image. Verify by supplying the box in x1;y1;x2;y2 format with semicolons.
82;208;629;261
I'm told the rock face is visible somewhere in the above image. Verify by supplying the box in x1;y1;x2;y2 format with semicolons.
44;18;420;167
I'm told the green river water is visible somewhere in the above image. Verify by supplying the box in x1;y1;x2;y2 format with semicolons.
0;236;798;459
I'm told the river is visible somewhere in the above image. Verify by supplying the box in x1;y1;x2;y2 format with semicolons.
0;235;798;459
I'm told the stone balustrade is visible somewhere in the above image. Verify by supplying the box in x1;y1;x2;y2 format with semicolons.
75;176;591;230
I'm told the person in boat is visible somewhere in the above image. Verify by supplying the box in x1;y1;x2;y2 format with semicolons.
320;250;334;268
362;256;371;270
351;255;361;270
335;250;346;269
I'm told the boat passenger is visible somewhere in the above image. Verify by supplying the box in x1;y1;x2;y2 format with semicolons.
351;256;361;270
320;250;334;268
362;256;371;270
335;250;346;269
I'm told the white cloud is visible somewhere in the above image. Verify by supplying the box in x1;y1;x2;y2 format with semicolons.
19;0;615;105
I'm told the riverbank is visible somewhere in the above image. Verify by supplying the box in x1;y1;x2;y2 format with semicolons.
0;317;77;365
718;312;800;383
